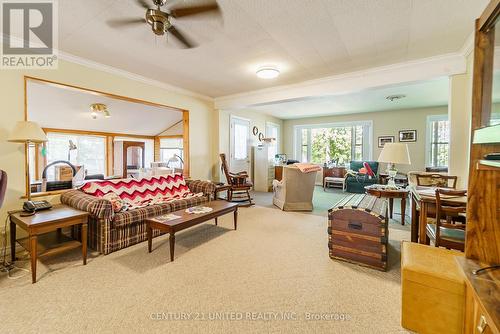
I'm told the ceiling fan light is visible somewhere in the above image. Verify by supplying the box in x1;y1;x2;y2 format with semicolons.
91;111;98;119
256;67;280;79
104;110;111;118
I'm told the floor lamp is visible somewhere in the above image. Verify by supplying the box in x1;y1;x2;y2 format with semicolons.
8;121;48;201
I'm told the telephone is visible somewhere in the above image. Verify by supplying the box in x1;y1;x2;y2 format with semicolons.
23;200;52;213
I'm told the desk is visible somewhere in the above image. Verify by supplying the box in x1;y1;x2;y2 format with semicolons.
409;187;467;244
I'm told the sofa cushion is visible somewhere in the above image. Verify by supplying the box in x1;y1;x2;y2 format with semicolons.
80;174;202;210
350;161;379;175
113;195;208;228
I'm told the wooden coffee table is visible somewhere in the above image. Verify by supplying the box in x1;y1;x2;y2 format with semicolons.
145;201;238;262
9;205;89;283
365;186;409;225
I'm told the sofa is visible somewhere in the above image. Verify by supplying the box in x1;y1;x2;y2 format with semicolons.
61;175;216;255
272;165;318;211
345;161;379;193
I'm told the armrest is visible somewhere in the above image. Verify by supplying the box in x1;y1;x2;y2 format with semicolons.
60;190;114;220
185;179;216;197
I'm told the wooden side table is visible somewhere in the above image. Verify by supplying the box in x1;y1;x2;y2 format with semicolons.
9;205;89;283
365;186;409;225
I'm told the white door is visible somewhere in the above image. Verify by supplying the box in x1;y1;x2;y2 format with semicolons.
229;116;251;176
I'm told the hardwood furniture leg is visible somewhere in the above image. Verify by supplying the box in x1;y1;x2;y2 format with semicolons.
81;223;87;265
411;196;419;242
29;234;37;284
215;217;218;226
389;198;394;218
147;225;152;253
401;196;406;226
234;209;238;230
419;202;428;244
169;232;175;262
9;219;16;262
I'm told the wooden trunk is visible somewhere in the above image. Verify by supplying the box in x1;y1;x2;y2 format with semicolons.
328;194;388;271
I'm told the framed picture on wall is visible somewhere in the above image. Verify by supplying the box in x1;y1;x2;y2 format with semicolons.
399;130;417;142
378;136;395;148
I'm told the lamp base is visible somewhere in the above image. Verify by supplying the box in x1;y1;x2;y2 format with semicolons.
387;169;398;188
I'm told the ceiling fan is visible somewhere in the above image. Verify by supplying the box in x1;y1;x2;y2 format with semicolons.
107;0;222;49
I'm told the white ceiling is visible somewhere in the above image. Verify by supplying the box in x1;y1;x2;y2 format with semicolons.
27;80;183;136
44;0;490;97
247;77;450;119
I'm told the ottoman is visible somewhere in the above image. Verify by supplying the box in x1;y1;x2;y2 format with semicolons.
401;241;465;334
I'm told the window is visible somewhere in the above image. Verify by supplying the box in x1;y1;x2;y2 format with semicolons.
426;115;450;168
160;137;183;168
266;122;280;160
46;132;106;179
294;121;372;164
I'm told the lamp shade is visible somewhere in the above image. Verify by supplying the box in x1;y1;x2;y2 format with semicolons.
378;143;411;165
8;121;47;143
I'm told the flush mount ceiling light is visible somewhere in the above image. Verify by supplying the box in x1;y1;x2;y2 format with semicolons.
90;103;111;119
256;66;280;79
386;94;406;102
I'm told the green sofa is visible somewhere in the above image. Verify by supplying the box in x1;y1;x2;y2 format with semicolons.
345;161;380;193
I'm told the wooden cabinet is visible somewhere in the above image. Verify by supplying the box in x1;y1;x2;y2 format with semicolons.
456;257;499;334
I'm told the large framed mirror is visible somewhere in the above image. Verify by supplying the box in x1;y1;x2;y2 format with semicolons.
24;76;190;197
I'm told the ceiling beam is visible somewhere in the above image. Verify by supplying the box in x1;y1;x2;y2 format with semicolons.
214;52;468;110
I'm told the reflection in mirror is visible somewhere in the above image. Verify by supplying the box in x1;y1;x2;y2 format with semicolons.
25;78;187;196
492;24;500;126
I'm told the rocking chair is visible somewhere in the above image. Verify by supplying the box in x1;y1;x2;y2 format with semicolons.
219;153;254;207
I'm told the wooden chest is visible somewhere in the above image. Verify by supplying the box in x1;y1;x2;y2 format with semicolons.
328;194;388;271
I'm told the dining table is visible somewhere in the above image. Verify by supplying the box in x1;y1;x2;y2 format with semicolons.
409;186;467;244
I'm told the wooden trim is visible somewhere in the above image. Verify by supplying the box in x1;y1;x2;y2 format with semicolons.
157;135;184;139
107;136;114;176
182;111;190;178
24;76;184;112
156;120;183;136
479;0;500;32
42;127;156;140
154;136;160;162
23;75;192;196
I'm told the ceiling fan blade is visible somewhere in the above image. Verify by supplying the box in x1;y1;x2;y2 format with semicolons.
168;26;197;48
169;2;220;18
135;0;151;9
107;18;146;28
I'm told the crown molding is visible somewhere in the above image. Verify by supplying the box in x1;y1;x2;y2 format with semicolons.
58;51;213;102
2;34;213;102
215;52;467;110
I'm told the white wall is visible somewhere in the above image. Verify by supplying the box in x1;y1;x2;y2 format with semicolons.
0;59;216;224
216;109;283;182
282;106;449;174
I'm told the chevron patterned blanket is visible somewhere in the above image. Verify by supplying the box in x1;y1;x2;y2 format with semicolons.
79;174;202;210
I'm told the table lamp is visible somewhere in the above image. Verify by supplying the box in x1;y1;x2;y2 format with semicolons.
377;143;411;187
8;121;48;200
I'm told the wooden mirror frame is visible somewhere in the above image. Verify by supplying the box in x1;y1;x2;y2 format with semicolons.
23;76;190;198
466;0;500;263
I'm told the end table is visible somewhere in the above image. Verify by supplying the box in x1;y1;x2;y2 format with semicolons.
365;186;409;225
9;205;89;283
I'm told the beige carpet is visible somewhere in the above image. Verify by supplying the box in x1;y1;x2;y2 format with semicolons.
0;201;411;333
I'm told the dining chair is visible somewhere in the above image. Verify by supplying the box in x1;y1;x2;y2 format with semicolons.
425;188;466;251
415;173;458;189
